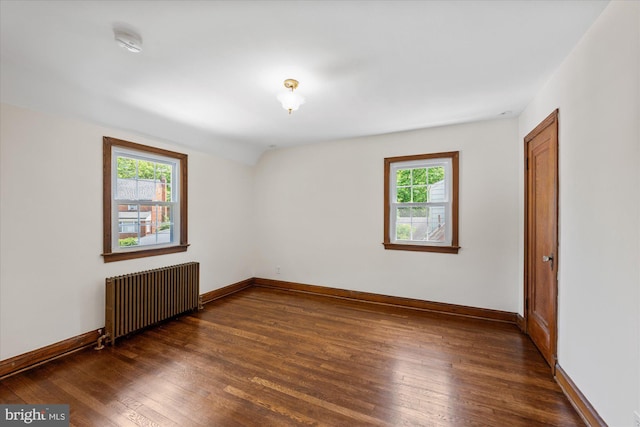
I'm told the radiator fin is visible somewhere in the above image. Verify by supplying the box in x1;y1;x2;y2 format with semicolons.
105;262;199;345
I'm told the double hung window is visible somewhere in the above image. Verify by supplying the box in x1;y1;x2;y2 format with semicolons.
102;137;188;262
384;151;459;253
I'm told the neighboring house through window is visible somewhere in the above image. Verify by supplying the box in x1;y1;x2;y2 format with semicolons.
102;136;189;262
384;151;459;253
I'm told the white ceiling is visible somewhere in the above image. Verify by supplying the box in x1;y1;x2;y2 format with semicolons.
0;0;608;164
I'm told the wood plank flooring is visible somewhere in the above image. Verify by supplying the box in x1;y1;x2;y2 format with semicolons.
0;287;584;426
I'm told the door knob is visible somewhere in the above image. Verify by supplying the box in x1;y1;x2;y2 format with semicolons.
542;255;553;262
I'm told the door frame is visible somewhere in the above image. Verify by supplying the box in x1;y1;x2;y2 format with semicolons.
523;109;559;372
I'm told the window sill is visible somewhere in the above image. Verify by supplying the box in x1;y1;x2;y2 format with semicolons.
382;242;460;254
102;244;189;263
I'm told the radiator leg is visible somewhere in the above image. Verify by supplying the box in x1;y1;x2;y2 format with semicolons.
198;295;204;310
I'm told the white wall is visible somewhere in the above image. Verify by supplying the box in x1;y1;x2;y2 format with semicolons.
2;3;637;424
0;103;254;360
518;1;640;425
253;119;520;312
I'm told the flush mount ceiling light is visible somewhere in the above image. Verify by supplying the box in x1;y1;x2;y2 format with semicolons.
277;79;305;114
114;28;142;53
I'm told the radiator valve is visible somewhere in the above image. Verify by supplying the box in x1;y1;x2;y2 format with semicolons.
94;332;109;350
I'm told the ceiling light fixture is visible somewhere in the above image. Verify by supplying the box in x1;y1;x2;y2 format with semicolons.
277;79;305;114
114;28;143;53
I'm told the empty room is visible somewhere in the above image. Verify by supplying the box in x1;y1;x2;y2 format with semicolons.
0;1;638;426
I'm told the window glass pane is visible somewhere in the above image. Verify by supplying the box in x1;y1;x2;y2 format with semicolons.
117;157;137;179
137;160;155;179
426;206;446;242
117;203;141;245
133;178;152;201
117;203;140;247
117;204;139;229
412;206;427;218
165;183;173;203
412;168;426;185
427;180;446;202
119;235;139;247
115;157;174;203
137;205;173;247
397;187;411;203
410;224;427;241
156;163;172;180
427;166;445;185
412;186;427;202
116;203;174;248
409;207;427;241
396;223;411;240
396;169;411;186
143;206;173;245
394;205;447;243
397;207;411;218
116;177;136;200
116;156;138;200
396;206;411;240
149;176;167;202
157;163;173;202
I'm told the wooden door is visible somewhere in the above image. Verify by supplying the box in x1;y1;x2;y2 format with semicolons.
524;110;559;369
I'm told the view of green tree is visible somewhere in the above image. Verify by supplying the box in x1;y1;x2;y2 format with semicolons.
396;169;411;186
397;187;411;203
156;163;171;182
396;224;411;240
396;166;445;204
119;237;139;247
117;156;173;201
427;166;444;184
117;157;137;179
412;168;426;185
412;187;427;202
138;160;155;179
117;156;173;184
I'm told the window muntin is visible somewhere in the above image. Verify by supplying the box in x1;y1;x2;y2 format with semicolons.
103;137;188;262
384;152;459;254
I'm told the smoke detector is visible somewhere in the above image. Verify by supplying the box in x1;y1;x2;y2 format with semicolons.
114;28;142;53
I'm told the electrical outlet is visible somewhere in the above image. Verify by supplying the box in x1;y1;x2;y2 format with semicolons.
634;410;640;427
276;265;281;275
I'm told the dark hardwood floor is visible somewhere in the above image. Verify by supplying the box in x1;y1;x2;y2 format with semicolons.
0;287;583;426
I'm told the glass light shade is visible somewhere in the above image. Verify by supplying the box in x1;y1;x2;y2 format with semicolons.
277;91;305;112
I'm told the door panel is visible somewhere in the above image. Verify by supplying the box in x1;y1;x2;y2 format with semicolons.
525;110;558;369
